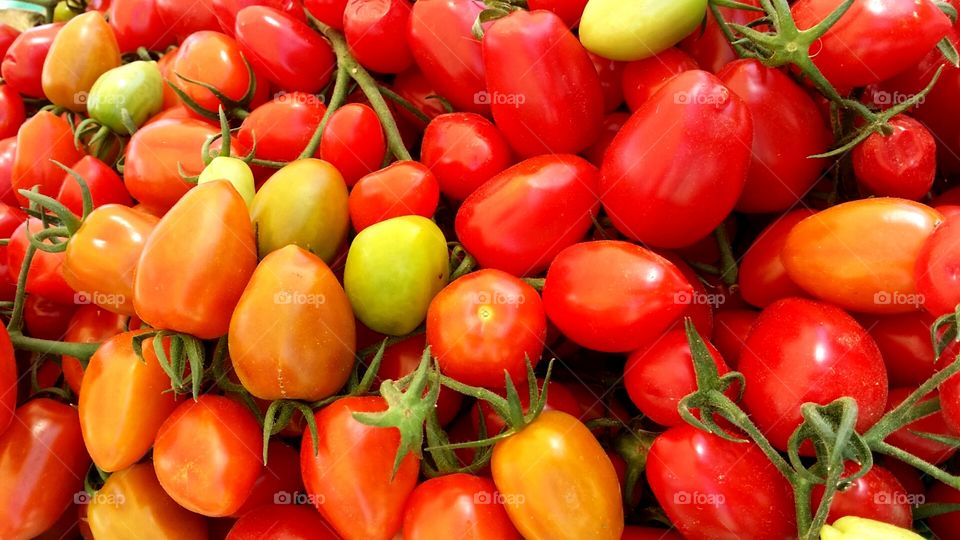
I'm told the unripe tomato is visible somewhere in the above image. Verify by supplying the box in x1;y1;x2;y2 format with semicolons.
87;61;164;135
41;12;121;112
580;0;707;61
198;156;255;207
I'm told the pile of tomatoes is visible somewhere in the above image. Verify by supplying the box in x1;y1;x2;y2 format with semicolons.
2;0;960;539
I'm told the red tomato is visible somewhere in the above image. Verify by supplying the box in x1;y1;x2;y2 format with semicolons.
1;24;62;99
369;335;461;426
227;504;339;539
656;250;714;336
56;155;131;216
22;296;76;341
853;115;936;200
739;298;888;452
0;202;25;300
60;305;128;395
456;154;599;277
718;59;831;213
239;92;326;162
0;399;91;540
232;441;304;516
927;481;960;538
348;161;438;232
647;424;796;540
154;395;262;516
542;241;692;353
301;396;419;540
171;31;255;113
427;269;546;388
0;137;17;207
739;209;816;308
319;103;385;186
0;325;13;436
12;110;83;206
582;111;629;168
156;0;220;41
621;48;698;111
917;213;960;317
305;0;347;28
343;0;413;74
109;0;173;52
680;1;761;73
601;70;752;248
0;24;17;59
215;0;306;36
0;85;24;139
420;112;513;201
862;312;939;388
408;0;488;114
941;369;960;435
588;52;625;112
7;218;75;305
390;69;446;131
402;474;521;540
235;6;334;93
710;309;758;369
885;388;956;464
810;462;912;528
483;10;603;157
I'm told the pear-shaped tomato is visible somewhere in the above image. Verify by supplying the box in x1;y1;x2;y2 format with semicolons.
12;110;83;205
41;12;121;112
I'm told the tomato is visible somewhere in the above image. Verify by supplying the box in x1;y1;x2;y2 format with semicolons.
580;0;707;61
647;424;796;540
7;218;75;305
0;399;91;540
472;378;585;437
230;245;356;401
0;203;25;300
56;156;131;216
600;70;752;248
231;440;303;515
0;85;24;139
228;504;339;539
739;209;817;308
12;111;84;205
109;0;172;52
41;12;121;112
483;10;603;157
884;388;956;464
917;213;960;317
491;411;623;540
624;328;730;427
0;24;17;59
402;474;521;540
134;181;257;339
235;6;335;93
344;215;448;335
621;48;697;111
420;112;513;201
0;138;17;208
710;309;758;370
1;24;63;99
88;462;209;540
198;156;256;206
216;0;306;35
319;103;385;186
582;111;629;167
390;68;446;130
60;305;128;394
171;31;255;113
156;0;220;41
927;481;960;538
542;240;692;353
792;0;951;89
862;312;939;388
0;325;13;436
941;369;960;435
588;52;625;112
456;155;599;277
305;0;348;28
739;298;888;452
250;159;349;263
301;396;419;540
64;205;158;316
156;46;181;110
657;250;715;336
852;115;936;200
123;118;223;212
22;296;76;340
87;61;164;135
427;269;546;388
783;198;942;314
343;0;413;73
679;1;761;73
349;161;439;232
154;395;262;516
811;462;911;528
239;92;326;162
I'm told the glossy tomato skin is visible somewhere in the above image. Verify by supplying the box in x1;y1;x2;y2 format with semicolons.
0;138;17;208
542;241;692;353
941;371;960;435
60;305;128;394
7;218;75;305
239;92;326;162
739;298;888;452
916;209;960;317
647;424;796;540
456;155;599;277
885;388;956;464
41;12;121;112
783;198;943;314
235;6;334;93
301;396;419;540
22;296;75;341
810;462;911;528
229;245;356;401
156;0;220;41
1;24;63;99
0;325;13;436
491;411;623;540
349;161;439;232
402;474;521;540
579;0;707;62
319;103;385;186
582;111;629;168
711;309;758;369
862;312;939;387
680;1;760;73
0;85;24;139
305;0;347;28
427;269;546;388
927;481;960;539
232;440;303;515
0;25;16;58
853;115;936;200
588;52;625;112
215;0;306;35
718;59;831;213
109;0;172;52
483;10;603;157
227;504;339;539
390;68;446;130
420;112;513;201
0;202;25;300
0;399;91;540
792;0;951;89
343;0;413;73
12;110;84;205
408;0;488;114
621;48;698;111
153;395;262;517
739;209;816;308
601;70;752;248
134;181;257;339
87;462;208;540
171;31;254;113
56;155;131;216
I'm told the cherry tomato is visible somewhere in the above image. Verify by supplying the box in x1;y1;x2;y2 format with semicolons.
1;24;63;99
884;388;956;464
0;85;24;139
389;68;446;130
862;312;939;388
12;110;84;205
233;440;304;516
60;305;128;394
343;0;413;74
542;241;692;353
680;1;761;73
56;155;131;216
171;31;255;113
657;250;715;336
739;209;816;308
109;0;172;52
349;161;439;232
621;48;698;111
853;115;936;200
7;218;75;305
402;474;521;540
0;138;17;208
156;0;220;41
227;504;339;539
305;0;347;28
710;309;758;369
319;103;385;186
420;112;513;201
22;296;76;340
811;462;912;528
916;207;960;317
739;298;888;452
0;202;25;300
588;52;625;112
41;12;121;112
582;111;629;168
239;92;326;162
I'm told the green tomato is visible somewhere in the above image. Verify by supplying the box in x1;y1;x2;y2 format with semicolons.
87;61;164;134
344;216;449;336
198;156;255;207
579;0;707;61
250;159;349;263
53;2;78;22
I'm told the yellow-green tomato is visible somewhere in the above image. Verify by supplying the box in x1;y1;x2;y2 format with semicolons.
820;516;923;540
579;0;707;61
87;61;164;135
250;159;349;263
344;215;449;335
198;156;255;207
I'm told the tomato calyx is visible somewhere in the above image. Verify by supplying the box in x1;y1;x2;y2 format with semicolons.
168;55;259;122
470;0;528;39
448;242;477;281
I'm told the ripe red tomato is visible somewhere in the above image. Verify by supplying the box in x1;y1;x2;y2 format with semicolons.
215;0;306;36
529;0;588;27
343;0;413;74
22;296;76;341
232;440;303;516
927;481;960;538
621;48;698;111
601;70;752;248
239;92;326;162
56;155;131;216
853;115;936;200
582;111;629;167
0;24;17;59
109;0;173;52
483;10;603;157
542;241;692;353
319;103;385;186
0;202;25;300
420;112;513;201
739;298;888;452
154;395;262;516
171;31;256;113
710;309;758;369
0;325;13;436
349;161;439;232
371;334;463;426
885;388;956;464
389;68;447;131
301;396;419;540
647;424;796;540
940;369;960;435
588;52;625;112
810;462;912;528
0;84;24;139
305;0;348;29
12;110;83;205
61;305;128;395
456;154;599;277
679;1;761;73
1;24;62;99
402;474;521;540
861;312;939;388
656;250;715;336
227;504;340;539
7;218;76;305
916;208;960;317
0;138;18;208
156;0;220;41
739;209;816;308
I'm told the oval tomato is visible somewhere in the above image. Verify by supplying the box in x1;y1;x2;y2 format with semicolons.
1;24;63;99
739;209;816;308
60;305;128;394
621;48;697;111
227;504;339;539
349;161;439;232
853;115;936;200
343;0;413;73
109;0;172;52
810;462;911;528
862;312;939;388
239;92;326;162
580;0;707;61
710;309;758;368
41;12;121;112
12;110;84;205
402;474;521;540
171;31;254;113
56;155;131;216
156;0;220;41
420;112;513;201
22;296;76;340
233;440;304;516
916;206;960;317
679;1;761;73
319;103;385;187
215;0;306;36
0;85;24;139
7;218;75;305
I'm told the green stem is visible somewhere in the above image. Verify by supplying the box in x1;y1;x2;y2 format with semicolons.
9;332;100;361
299;63;350;160
6;243;36;333
714;224;738;287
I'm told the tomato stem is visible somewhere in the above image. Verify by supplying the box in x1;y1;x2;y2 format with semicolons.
298;59;350;160
9;332;100;360
714;224;738;287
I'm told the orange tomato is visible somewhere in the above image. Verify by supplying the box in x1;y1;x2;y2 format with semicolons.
41;12;121;112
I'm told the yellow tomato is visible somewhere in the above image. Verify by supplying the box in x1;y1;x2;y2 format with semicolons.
198;156;255;207
579;0;707;61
